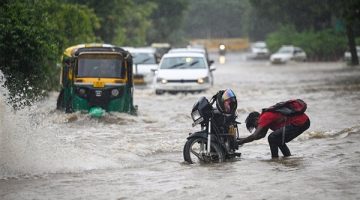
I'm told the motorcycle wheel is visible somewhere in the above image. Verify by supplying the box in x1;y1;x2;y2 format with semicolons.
183;137;225;164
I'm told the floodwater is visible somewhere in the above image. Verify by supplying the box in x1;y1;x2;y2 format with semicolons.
1;52;360;200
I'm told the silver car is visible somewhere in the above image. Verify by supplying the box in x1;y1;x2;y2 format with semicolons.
270;45;307;64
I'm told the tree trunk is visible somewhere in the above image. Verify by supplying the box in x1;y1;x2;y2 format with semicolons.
346;23;359;66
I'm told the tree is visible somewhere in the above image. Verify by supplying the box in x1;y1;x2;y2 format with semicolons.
250;0;360;65
0;0;99;108
330;0;360;65
54;3;100;50
146;0;189;44
183;0;249;39
0;0;59;107
249;0;334;32
65;0;155;46
114;1;156;46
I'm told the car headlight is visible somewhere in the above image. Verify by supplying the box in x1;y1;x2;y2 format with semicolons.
197;77;209;84
111;89;119;97
157;78;167;84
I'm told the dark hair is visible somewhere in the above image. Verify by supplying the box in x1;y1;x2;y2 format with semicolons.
245;111;260;132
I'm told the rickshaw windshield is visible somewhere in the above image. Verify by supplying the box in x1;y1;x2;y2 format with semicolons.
77;54;125;78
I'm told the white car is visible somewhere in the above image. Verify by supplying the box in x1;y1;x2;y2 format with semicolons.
270;45;307;64
153;52;215;94
128;47;158;85
250;41;269;59
168;47;206;54
344;46;360;62
168;47;214;66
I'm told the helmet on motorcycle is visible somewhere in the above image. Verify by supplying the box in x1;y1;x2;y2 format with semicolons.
216;89;237;114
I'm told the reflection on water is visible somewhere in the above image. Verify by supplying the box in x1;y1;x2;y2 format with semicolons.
1;53;360;199
219;55;226;64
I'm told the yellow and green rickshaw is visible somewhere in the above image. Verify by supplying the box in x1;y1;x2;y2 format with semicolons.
56;44;136;117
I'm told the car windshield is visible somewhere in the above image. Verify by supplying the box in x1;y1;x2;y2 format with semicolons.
132;53;156;64
77;54;124;78
160;57;206;69
254;42;266;48
170;49;205;54
278;47;293;54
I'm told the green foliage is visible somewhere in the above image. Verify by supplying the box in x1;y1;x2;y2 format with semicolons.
266;25;347;61
0;0;99;108
64;0;125;43
266;25;297;52
147;0;189;44
0;0;59;107
183;0;248;39
54;3;100;49
250;0;333;32
1;0;190;109
67;0;156;46
356;37;360;46
250;0;359;64
114;1;156;46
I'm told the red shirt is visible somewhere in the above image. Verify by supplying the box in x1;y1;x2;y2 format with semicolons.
258;112;309;131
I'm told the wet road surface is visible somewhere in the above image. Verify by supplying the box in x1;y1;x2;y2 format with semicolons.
1;52;360;200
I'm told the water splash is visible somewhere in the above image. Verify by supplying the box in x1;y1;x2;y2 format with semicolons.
0;71;118;179
298;125;360;141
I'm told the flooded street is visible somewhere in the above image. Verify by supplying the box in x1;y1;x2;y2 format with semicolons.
1;52;360;200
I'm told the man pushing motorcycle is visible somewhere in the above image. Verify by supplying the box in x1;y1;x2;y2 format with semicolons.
237;99;310;158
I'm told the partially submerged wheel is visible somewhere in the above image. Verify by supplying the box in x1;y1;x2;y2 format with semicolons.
183;137;225;164
56;89;64;110
155;90;164;95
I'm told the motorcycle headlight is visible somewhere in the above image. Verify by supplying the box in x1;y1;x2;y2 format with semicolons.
191;110;204;127
191;110;201;121
219;44;226;50
191;109;204;126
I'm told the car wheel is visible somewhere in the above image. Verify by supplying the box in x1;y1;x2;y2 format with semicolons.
155;90;164;95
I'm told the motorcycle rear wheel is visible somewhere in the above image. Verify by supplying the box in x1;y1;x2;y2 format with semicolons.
183;137;225;164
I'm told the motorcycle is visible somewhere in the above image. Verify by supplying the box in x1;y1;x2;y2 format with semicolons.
183;95;241;164
219;44;226;56
218;44;226;64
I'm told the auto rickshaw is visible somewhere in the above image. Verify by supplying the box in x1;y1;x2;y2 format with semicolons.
56;43;136;117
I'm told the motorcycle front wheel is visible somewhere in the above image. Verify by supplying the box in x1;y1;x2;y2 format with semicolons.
183;137;225;164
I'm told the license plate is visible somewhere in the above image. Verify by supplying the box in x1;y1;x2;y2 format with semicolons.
174;86;189;90
93;81;105;88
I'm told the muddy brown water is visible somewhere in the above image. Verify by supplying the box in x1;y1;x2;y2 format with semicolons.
1;52;360;200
